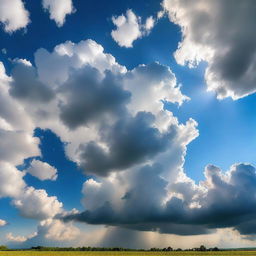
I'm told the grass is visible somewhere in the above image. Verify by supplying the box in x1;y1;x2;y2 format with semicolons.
0;252;256;256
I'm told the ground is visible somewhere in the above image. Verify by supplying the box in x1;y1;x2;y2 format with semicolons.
0;251;255;256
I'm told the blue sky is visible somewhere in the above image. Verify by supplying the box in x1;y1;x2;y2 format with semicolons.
1;0;256;249
2;0;255;181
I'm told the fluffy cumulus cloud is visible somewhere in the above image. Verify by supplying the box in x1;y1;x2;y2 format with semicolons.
26;159;58;181
1;35;256;247
0;130;40;166
42;0;74;27
7;219;80;247
162;0;256;99
124;62;188;114
0;162;62;221
0;162;26;198
6;233;29;243
13;187;63;220
0;59;64;224
37;219;80;241
111;9;155;48
0;63;34;132
0;0;30;33
21;39;187;177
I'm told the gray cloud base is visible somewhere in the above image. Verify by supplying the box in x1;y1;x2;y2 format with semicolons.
64;163;256;236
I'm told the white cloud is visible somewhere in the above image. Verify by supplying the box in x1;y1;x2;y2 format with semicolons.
111;9;155;48
24;39;187;175
38;219;80;241
0;0;29;32
0;219;7;227
34;39;126;87
0;63;40;170
13;187;63;220
6;233;29;243
42;0;74;27
0;61;34;132
163;0;256;99
0;161;62;222
144;16;155;31
157;10;165;19
0;162;26;198
26;159;58;181
0;62;64;224
7;219;80;248
0;130;40;166
124;62;188;116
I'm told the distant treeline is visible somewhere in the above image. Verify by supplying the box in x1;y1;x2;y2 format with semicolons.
0;245;220;252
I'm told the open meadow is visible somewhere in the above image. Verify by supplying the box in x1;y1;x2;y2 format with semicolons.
0;252;255;256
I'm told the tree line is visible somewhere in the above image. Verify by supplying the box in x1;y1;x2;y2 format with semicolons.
0;245;219;251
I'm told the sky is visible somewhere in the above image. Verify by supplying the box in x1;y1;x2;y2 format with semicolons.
1;0;256;250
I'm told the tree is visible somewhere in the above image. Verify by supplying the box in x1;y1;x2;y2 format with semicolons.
0;245;8;251
199;245;206;251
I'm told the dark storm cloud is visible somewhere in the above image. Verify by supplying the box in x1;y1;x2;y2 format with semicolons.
77;113;176;176
63;164;208;235
64;163;256;236
59;66;130;130
189;164;256;228
235;220;256;236
10;61;55;103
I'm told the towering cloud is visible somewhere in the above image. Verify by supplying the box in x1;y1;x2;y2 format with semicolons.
163;0;256;99
1;35;256;247
0;38;193;245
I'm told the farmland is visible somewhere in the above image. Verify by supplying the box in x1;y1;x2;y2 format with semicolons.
0;251;255;256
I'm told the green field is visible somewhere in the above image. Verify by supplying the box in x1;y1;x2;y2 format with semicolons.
0;252;255;256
